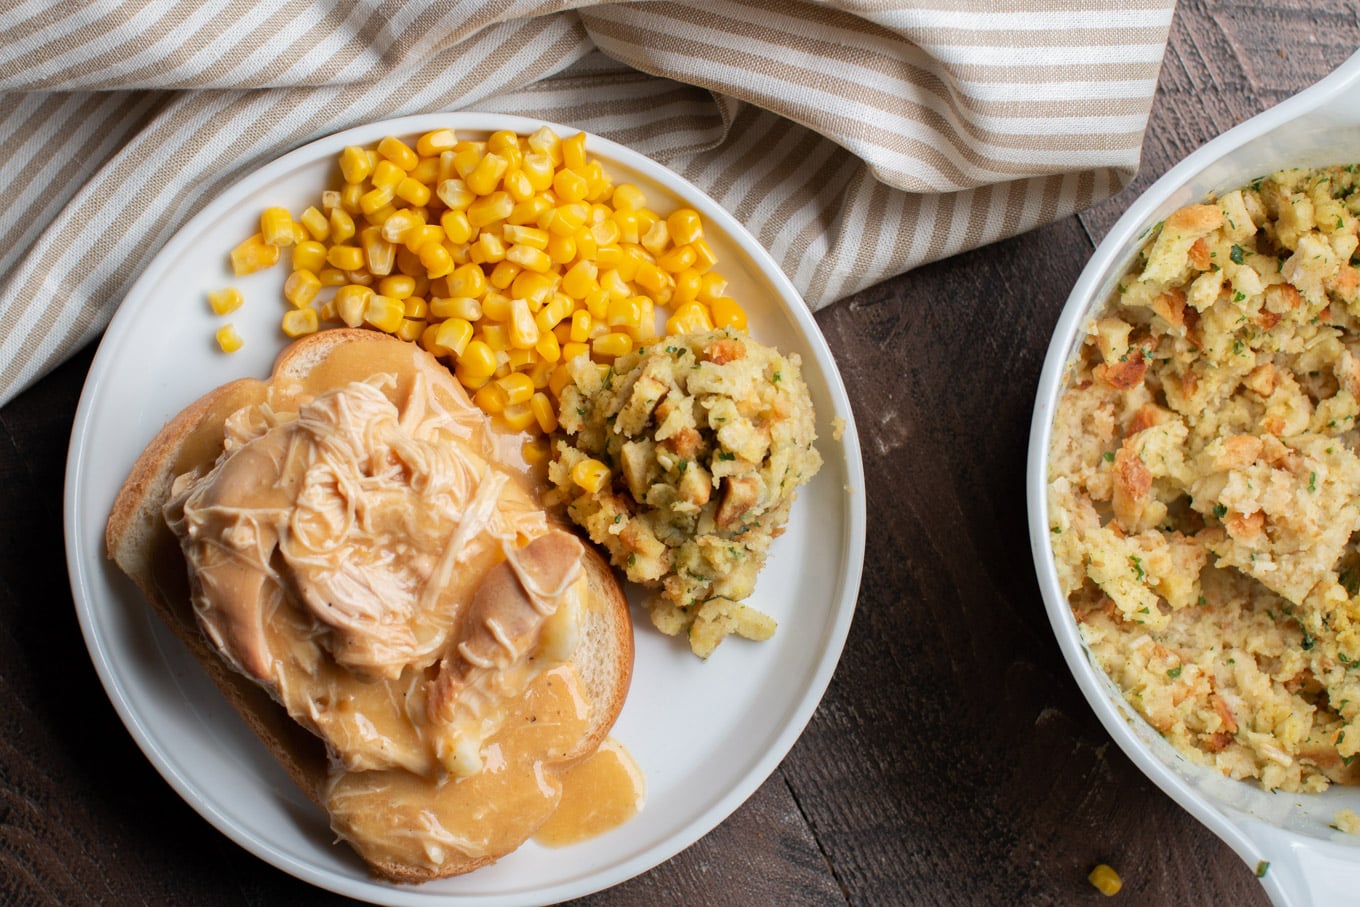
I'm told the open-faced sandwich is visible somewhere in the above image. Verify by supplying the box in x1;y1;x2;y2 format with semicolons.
105;328;636;881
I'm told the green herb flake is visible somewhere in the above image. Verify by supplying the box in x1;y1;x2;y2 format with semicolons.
1256;861;1270;879
1130;555;1145;582
1231;244;1246;264
1102;451;1115;463
1167;666;1183;679
1212;503;1228;519
1309;471;1318;493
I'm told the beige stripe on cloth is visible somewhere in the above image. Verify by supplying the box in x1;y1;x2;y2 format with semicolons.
0;0;1173;407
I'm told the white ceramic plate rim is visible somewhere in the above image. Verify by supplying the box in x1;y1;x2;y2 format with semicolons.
64;113;866;906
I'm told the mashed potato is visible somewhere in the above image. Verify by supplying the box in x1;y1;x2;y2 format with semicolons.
1050;166;1360;793
549;329;821;658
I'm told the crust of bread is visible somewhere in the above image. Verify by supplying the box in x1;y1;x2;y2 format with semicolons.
105;329;632;880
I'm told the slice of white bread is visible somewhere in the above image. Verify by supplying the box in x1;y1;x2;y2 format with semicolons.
105;328;632;881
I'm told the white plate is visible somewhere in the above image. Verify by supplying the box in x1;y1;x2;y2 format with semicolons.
64;113;866;906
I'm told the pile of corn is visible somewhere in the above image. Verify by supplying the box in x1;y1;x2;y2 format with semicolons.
217;126;748;438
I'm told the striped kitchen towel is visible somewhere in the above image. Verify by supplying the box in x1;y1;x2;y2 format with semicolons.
0;0;1174;407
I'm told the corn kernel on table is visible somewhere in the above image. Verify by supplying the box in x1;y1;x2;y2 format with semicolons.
2;5;1355;905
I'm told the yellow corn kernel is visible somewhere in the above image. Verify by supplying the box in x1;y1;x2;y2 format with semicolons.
548;363;574;397
416;128;457;157
321;189;342;212
434;317;474;356
489;260;522;291
377;274;415;299
418;240;454;279
454;365;491;390
335;285;373;327
635;260;671;296
553;168;588;204
396;317;425;343
510;196;553;226
480;292;512;322
289;237;323;273
317;267;347;287
260;207;295;246
466;153;509;196
506;348;535;371
528;357;555;390
281;307;319;338
339;182;364;215
404;224;442;256
611;183;646;213
710;296;748;332
319;300;337;322
371;159;406;191
231;233;281;276
689;237;718;273
585;288;611;319
511;271;556;307
592;331;633;358
207;287;243;315
529;392;557;433
328;207;356;244
495;372;535;406
507;243;552;273
560;260;598;299
379;209;418;243
498;402;537;434
533;328;561;363
547;202;588;236
534;295;573;333
502;168;534;203
658;243;697;273
606;295;644;330
411;156;440;185
569;309;592;343
395;245;424;277
666;207;703;245
438;152;458;184
571;458;611;494
1088;865;1121;897
666;301;714;335
526;125;561;163
377;135;419;171
440;209;473;244
591;218;621;247
561;131;587;172
522;436;550;467
470;231;506;264
298;205;329;242
364;202;398;226
672;268;702;304
697;271;728;302
396;176;431;207
473;382;509;415
431;295;482;321
215;323;244;353
509;297;540;349
403;296;428;319
326;244;364;272
364;294;405;333
447;262;487;298
359;185;395;215
339;145;373;183
468;192;514;228
546;232;576;265
502;224;549;250
562;340;590;363
640;219;669;256
521;153;554;191
362;232;396;276
437;177;475;210
458;339;498;378
284;269;322;308
599;268;630;300
481;323;510;351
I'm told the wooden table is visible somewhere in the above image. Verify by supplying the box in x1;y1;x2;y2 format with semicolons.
3;5;1356;905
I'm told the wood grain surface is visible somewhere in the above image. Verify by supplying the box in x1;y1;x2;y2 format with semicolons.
3;4;1357;905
